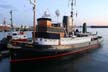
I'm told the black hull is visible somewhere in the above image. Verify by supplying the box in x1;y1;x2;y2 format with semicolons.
10;43;102;63
0;43;8;51
0;43;9;58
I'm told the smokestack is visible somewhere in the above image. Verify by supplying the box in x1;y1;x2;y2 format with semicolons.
82;22;87;33
63;16;73;33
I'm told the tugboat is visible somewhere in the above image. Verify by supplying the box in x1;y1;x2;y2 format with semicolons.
9;10;28;43
10;0;103;63
9;31;28;43
0;11;28;58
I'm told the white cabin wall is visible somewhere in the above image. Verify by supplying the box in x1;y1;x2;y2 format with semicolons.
36;38;59;45
36;37;91;45
60;37;91;45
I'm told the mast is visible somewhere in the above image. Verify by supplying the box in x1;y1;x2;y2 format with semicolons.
3;17;6;37
70;0;76;32
29;0;36;42
3;17;6;25
3;17;6;31
10;10;14;32
71;0;73;26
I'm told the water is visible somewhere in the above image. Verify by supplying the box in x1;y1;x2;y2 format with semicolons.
0;28;108;72
0;58;9;72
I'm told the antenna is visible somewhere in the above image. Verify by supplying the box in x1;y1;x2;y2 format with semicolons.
42;9;50;18
29;0;36;42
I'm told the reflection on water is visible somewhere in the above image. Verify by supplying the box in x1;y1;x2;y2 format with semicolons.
0;58;9;72
11;49;108;72
0;28;108;72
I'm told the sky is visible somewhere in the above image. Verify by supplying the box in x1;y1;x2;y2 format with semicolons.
0;0;108;26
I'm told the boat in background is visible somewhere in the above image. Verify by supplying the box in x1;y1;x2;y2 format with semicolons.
0;30;28;58
0;11;28;58
9;31;28;43
9;10;28;43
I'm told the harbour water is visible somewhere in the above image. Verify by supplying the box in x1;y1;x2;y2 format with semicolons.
0;28;108;72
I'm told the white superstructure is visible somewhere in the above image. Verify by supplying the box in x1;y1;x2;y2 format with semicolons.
7;32;28;41
35;36;92;45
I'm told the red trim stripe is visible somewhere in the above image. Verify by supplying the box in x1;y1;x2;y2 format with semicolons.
12;39;28;42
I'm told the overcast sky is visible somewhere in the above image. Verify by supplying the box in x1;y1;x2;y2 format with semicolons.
0;0;108;26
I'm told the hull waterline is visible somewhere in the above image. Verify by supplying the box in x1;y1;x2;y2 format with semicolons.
10;40;102;63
